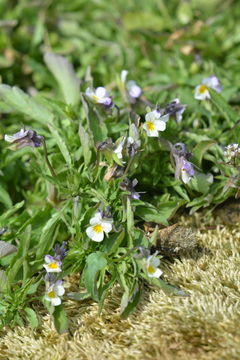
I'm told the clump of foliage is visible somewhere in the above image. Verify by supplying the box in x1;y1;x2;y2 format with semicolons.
0;0;239;333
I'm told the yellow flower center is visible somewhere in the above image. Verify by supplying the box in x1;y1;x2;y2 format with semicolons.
92;95;99;101
147;265;156;274
47;291;56;298
146;121;155;131
199;84;207;94
48;262;59;269
93;224;103;233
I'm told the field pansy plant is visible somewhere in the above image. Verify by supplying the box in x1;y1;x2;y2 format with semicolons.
143;109;169;137
194;75;222;100
86;211;113;242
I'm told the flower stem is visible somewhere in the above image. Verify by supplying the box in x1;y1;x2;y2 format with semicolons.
43;139;57;177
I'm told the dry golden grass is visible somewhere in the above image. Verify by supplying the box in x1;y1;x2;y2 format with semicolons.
0;221;239;360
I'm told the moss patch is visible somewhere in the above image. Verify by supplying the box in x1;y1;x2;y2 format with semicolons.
0;223;239;360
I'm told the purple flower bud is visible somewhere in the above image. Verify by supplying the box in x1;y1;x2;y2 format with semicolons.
165;98;186;123
4;128;43;150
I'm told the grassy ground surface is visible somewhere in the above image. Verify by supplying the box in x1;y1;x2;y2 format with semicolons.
0;218;239;360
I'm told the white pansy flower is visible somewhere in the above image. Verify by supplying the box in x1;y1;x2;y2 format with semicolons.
194;75;221;100
43;255;62;273
85;86;112;107
143;253;163;278
194;84;211;100
86;212;113;242
143;110;169;137
45;281;65;306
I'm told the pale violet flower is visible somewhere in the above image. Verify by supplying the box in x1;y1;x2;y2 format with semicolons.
120;70;142;101
165;98;186;123
45;280;65;306
4;128;43;149
142;252;163;278
181;159;195;184
43;255;62;273
171;143;195;184
143;110;169;137
114;137;126;160
126;80;142;99
86;212;113;242
85;86;112;107
194;75;222;100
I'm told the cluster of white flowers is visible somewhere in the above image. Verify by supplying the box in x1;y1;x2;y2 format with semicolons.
224;144;240;162
43;244;66;306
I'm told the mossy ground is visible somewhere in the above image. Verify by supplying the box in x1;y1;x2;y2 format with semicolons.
1;220;239;360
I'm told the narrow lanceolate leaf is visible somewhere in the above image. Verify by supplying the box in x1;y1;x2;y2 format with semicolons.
53;304;68;334
0;184;12;209
44;52;80;106
48;124;72;166
209;88;238;126
0;241;17;258
24;307;39;328
78;124;92;166
192;140;216;168
35;211;61;260
0;270;9;292
83;252;108;302
0;85;53;125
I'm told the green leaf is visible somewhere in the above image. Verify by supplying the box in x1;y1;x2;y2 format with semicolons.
0;85;53;125
0;184;12;209
53;304;68;334
44;53;80;106
135;200;184;226
0;241;17;259
0;201;24;223
67;292;91;301
78;124;92;166
83;251;108;301
123;12;164;31
209;88;238;126
81;94;108;143
35;211;61;260
126;197;134;235
102;229;125;254
0;270;9;292
48;124;72;166
24;307;39;328
142;274;189;296
192;140;216;168
120;284;142;319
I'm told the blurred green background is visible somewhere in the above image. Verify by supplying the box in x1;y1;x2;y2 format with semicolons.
0;0;239;97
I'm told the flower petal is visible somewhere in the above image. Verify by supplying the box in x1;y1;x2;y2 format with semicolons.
90;212;102;225
102;221;112;234
56;285;65;296
51;297;61;306
96;87;107;99
154;120;166;131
